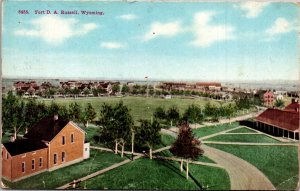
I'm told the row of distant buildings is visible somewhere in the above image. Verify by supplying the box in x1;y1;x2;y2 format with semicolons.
6;80;298;106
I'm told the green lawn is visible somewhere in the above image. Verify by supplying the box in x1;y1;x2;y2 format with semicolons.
160;133;176;146
193;122;240;138
208;144;299;190
226;127;257;133
80;158;230;190
205;134;281;143
41;96;223;124
3;150;126;189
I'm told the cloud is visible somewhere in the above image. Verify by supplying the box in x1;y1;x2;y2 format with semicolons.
14;15;97;45
100;42;125;49
239;2;269;18
142;21;183;41
266;18;297;36
118;14;137;20
190;11;235;47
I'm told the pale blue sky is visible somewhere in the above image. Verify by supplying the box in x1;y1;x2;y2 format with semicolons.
2;1;299;81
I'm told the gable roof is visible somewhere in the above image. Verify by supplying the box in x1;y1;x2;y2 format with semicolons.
3;139;47;156
23;116;69;142
256;109;299;132
284;102;299;113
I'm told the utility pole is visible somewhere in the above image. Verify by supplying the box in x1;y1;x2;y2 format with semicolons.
131;129;135;161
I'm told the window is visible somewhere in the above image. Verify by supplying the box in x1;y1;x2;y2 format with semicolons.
39;158;43;167
32;159;35;170
71;134;74;143
85;148;88;151
62;152;66;162
54;154;57;164
62;136;65;145
22;162;25;173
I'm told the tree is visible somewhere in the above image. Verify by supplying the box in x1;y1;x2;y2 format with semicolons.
92;88;99;97
82;103;96;127
121;85;130;95
83;88;90;97
153;106;166;120
204;102;219;122
112;84;120;94
182;104;204;128
48;101;60;116
170;122;204;179
99;101;133;157
223;103;236;124
69;102;82;122
136;119;161;159
167;106;180;127
275;99;285;108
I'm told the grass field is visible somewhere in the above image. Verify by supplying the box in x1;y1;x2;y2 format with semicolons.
2;150;125;189
204;134;281;143
208;144;299;190
80;158;230;190
226;127;257;133
41;96;224;123
193;122;239;138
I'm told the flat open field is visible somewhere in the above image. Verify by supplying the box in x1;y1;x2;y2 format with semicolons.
41;96;225;123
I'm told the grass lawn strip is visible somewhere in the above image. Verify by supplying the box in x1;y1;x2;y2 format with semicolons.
204;134;281;143
193;122;240;138
208;144;299;190
226;127;258;133
80;158;230;190
2;150;126;189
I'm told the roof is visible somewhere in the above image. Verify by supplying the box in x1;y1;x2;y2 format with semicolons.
3;139;47;156
256;109;299;132
196;82;221;87
284;102;299;113
23;116;69;142
264;91;274;96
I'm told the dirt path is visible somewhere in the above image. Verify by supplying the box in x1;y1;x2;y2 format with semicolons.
202;144;275;190
161;128;276;190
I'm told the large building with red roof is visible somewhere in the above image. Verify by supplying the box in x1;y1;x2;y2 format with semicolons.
255;101;299;140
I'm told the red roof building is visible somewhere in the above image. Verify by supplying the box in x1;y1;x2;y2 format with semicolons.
284;102;299;113
255;108;299;140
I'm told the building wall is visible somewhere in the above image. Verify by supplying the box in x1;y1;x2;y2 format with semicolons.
10;148;48;181
48;122;85;170
2;146;12;181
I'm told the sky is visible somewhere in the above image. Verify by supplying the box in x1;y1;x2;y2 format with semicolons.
2;1;299;81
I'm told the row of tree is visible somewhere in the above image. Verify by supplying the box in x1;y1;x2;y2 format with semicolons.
2;92;97;139
153;102;238;127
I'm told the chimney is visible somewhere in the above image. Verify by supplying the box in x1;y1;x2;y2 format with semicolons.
54;114;59;121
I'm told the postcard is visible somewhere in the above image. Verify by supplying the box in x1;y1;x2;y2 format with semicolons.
1;0;299;190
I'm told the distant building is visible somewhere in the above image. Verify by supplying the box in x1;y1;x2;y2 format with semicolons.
263;91;275;106
2;115;89;182
196;82;221;91
162;82;186;91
